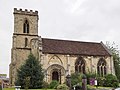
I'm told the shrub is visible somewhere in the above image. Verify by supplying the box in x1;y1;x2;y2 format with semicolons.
97;77;105;86
104;74;119;87
49;80;59;89
71;73;83;86
57;84;69;90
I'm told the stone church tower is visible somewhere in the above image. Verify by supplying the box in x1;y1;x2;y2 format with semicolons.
9;8;41;85
10;8;115;85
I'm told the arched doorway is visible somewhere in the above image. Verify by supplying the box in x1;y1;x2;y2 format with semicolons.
51;69;61;83
46;64;65;84
52;71;59;81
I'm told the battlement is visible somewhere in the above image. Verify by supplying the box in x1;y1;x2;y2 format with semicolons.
14;8;38;16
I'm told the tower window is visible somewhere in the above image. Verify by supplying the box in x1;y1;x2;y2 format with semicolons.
23;20;29;33
25;38;28;47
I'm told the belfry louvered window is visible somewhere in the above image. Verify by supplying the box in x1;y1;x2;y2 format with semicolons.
23;20;29;33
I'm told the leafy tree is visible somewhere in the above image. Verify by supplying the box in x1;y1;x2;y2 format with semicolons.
106;42;120;82
15;53;44;89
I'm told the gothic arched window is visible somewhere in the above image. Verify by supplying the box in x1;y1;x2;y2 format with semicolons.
75;57;85;74
23;20;29;33
97;58;106;77
25;38;28;47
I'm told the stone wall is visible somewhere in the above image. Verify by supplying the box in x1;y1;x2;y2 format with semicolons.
41;54;115;83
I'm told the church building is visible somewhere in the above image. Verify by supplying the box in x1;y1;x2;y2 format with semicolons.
9;8;115;85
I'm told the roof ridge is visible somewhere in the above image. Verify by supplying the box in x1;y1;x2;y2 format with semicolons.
42;38;100;44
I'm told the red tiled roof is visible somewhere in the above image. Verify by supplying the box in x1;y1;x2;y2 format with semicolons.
42;38;111;56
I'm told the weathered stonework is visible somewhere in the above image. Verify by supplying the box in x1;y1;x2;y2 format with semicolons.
41;54;114;83
9;8;39;85
9;8;115;85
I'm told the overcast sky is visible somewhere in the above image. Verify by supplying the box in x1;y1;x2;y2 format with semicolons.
0;0;120;77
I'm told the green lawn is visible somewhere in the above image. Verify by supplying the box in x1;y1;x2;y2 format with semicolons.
3;88;55;90
87;85;113;89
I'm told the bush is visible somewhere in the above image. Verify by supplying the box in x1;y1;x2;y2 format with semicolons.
97;77;105;86
71;73;83;86
49;80;59;89
104;74;119;87
57;84;69;90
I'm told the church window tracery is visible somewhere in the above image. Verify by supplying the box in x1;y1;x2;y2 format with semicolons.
75;57;85;73
97;58;106;76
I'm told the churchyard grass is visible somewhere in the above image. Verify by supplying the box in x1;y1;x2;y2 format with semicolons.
4;88;55;90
